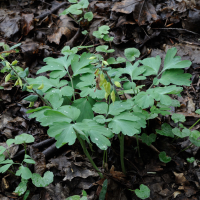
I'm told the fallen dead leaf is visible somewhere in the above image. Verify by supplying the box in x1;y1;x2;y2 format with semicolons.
112;0;159;25
173;191;182;198
47;10;77;45
173;172;188;185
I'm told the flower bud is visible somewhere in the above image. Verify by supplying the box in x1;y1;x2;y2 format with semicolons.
105;92;109;101
114;81;121;88
29;102;34;107
14;79;19;86
5;61;10;69
37;83;44;90
11;60;18;66
111;90;115;103
94;69;99;76
104;82;111;95
89;56;96;60
5;73;11;82
102;61;108;66
99;74;105;87
18;78;23;88
27;84;33;90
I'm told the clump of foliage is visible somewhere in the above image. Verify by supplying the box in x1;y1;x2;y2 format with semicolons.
1;0;200;199
0;133;53;198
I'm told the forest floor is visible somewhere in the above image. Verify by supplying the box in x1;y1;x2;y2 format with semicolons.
0;0;200;199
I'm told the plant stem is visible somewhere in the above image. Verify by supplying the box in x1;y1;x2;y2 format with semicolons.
103;150;106;168
135;134;141;157
77;134;103;178
24;142;27;155
9;65;52;108
67;71;75;101
189;119;200;130
180;144;193;153
118;134;126;174
149;71;163;89
103;70;121;100
68;13;80;25
180;119;200;153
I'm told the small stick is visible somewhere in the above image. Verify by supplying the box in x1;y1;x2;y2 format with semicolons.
35;2;68;20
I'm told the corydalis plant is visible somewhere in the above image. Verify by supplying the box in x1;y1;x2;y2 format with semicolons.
22;45;196;177
0;133;53;197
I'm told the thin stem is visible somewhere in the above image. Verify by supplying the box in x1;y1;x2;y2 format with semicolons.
68;13;80;25
103;150;106;168
67;71;75;101
77;134;103;178
106;150;108;163
24;142;27;155
149;71;163;89
118;134;126;174
103;70;121;100
189;119;200;130
136;134;141;157
9;65;52;108
180;144;193;153
180;119;200;153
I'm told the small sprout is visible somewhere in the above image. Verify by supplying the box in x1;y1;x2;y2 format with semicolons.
105;92;109;101
187;157;195;163
5;73;11;82
37;83;44;90
111;90;115;103
114;81;121;88
26;85;33;90
82;30;88;35
159;151;171;163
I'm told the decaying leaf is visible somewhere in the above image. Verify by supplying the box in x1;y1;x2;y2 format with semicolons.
47;12;77;45
112;0;159;25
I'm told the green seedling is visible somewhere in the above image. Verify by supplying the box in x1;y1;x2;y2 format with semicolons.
0;133;53;197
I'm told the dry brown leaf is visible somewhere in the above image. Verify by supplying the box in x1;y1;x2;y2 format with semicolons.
47;15;77;45
110;165;126;181
173;191;182;198
173;172;188;185
21;13;34;36
112;0;159;25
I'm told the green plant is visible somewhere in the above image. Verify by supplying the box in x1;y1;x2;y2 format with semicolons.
187;157;195;163
65;180;108;200
66;190;87;200
60;0;93;24
129;184;150;199
2;33;200;200
3;42;199;173
93;25;114;42
0;133;54;197
99;179;108;200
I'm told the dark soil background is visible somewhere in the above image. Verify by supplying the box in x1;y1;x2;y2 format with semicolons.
0;0;200;199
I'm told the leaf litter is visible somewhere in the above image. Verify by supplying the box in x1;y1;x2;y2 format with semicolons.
0;0;200;199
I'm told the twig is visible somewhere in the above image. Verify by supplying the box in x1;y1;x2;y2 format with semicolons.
152;28;200;36
35;2;68;20
12;138;56;159
138;0;145;25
